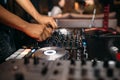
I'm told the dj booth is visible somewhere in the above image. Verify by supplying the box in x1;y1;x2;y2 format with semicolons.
1;18;120;80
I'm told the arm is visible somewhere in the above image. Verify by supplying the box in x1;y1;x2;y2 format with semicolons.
16;0;57;29
0;5;52;41
0;5;28;31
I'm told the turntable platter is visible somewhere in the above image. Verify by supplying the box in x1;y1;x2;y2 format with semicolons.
33;47;67;60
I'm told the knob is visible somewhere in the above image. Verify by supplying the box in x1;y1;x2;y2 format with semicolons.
53;70;59;75
94;69;100;77
103;60;109;68
81;68;87;76
113;78;119;80
70;59;76;65
56;62;61;66
106;68;114;77
81;59;86;65
97;77;104;80
115;61;120;68
69;68;75;75
41;66;48;75
14;72;24;80
92;59;97;67
33;56;39;65
24;56;29;64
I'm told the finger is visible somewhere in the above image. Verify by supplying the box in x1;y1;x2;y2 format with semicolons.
49;19;58;29
46;24;53;30
37;36;42;42
52;19;58;29
45;24;54;34
54;19;58;28
41;32;46;41
45;26;53;34
42;31;49;40
42;28;52;40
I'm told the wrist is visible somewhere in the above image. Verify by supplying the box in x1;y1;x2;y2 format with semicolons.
34;13;43;23
19;22;29;33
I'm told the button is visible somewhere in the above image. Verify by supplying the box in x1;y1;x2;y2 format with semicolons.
13;65;19;71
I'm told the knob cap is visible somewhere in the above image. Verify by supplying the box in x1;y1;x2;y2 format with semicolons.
24;57;29;64
33;56;39;65
15;73;24;80
106;68;114;77
92;59;97;67
41;66;48;75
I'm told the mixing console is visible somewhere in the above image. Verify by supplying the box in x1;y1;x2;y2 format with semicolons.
39;28;88;60
2;26;120;80
1;3;120;79
6;28;88;61
6;28;120;61
0;59;120;80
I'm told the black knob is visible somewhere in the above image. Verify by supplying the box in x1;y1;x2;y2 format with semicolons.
33;56;39;65
69;68;75;75
115;61;120;68
56;62;61;66
63;40;67;47
94;69;100;77
113;78;119;80
92;59;97;67
106;68;114;77
69;40;73;49
75;40;79;48
57;41;62;47
52;40;56;46
70;59;76;65
103;60;109;68
97;77;104;80
81;68;87;76
41;66;48;75
24;56;29;64
53;70;59;75
81;59;86;65
15;73;24;80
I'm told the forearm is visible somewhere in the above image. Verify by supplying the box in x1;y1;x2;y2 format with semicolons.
16;0;42;22
16;0;57;29
0;5;28;32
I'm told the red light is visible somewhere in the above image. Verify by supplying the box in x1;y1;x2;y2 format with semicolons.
116;53;120;61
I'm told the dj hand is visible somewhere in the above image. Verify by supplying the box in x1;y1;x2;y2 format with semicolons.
23;23;46;41
37;15;58;29
40;26;53;41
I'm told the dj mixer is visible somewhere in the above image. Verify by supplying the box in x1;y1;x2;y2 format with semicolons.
1;18;120;80
6;27;120;61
